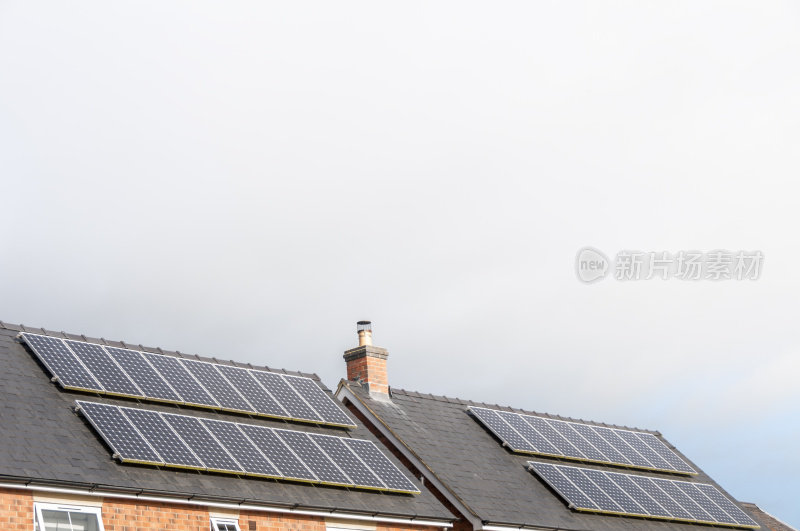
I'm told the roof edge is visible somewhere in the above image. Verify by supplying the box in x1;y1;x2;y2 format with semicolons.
336;381;482;529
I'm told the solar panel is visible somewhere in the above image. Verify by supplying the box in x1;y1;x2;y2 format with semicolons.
249;371;323;423
468;406;696;475
120;407;205;470
76;401;417;493
310;433;385;489
162;413;242;473
237;424;317;482
528;462;759;528
202;419;280;478
142;353;218;408
344;438;420;493
21;333;102;391
105;346;182;403
24;334;356;428
275;429;351;486
65;340;142;397
216;365;289;419
284;374;354;427
77;401;162;464
179;359;254;413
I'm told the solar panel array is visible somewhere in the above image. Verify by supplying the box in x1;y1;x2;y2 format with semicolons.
77;401;420;494
468;406;695;474
21;333;355;428
529;462;759;529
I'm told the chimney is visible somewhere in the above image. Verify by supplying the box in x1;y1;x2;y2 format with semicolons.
344;321;389;397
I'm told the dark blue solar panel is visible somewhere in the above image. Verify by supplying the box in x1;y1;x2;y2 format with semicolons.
105;347;181;403
676;482;732;523
310;433;384;489
614;429;674;471
529;462;598;510
470;408;536;453
582;469;646;515
628;476;692;520
121;407;204;469
142;353;217;408
179;359;253;413
695;484;759;527
65;341;141;397
78;401;162;464
216;365;289;418
22;333;101;391
238;424;316;481
605;472;671;518
249;371;322;423
275;429;350;485
637;433;696;474
651;478;713;522
283;375;354;427
593;426;651;468
344;438;419;493
202;419;280;478
549;420;607;462
558;466;621;512
525;416;584;459
495;410;560;455
163;413;241;472
570;423;630;465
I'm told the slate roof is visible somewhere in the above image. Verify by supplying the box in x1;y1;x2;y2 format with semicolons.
0;322;453;523
741;504;797;531
340;382;768;531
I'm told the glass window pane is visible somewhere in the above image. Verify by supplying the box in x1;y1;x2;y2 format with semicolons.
40;510;72;531
69;512;99;531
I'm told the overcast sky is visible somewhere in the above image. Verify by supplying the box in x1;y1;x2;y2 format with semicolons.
1;1;798;526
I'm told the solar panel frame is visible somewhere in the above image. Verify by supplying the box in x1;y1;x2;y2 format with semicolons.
65;340;143;398
78;402;420;494
283;374;354;428
21;333;103;392
25;334;355;428
528;462;759;529
249;371;323;424
120;407;206;470
104;346;184;404
76;401;163;465
275;429;352;486
179;358;255;414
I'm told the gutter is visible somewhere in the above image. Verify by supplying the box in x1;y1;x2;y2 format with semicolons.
336;383;484;531
0;481;453;528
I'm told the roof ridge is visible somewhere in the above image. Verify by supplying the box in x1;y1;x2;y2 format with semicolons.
2;319;321;382
389;387;658;434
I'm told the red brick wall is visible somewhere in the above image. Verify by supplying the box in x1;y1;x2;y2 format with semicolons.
346;356;388;394
0;488;33;530
240;510;324;531
0;488;445;531
102;499;209;530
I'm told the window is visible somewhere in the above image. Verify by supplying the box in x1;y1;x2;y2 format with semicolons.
34;503;104;531
211;518;241;531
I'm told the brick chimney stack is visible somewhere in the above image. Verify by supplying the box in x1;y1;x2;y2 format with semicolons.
344;321;389;397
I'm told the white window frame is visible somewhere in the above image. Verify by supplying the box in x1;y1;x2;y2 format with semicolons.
210;517;241;531
34;502;105;531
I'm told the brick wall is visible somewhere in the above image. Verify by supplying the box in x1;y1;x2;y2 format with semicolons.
346;356;388;395
103;499;210;530
0;488;444;531
0;488;33;530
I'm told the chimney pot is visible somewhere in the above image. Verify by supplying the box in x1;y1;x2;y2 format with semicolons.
357;320;373;346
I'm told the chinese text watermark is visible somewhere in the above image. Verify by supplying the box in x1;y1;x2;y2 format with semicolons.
576;247;763;283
